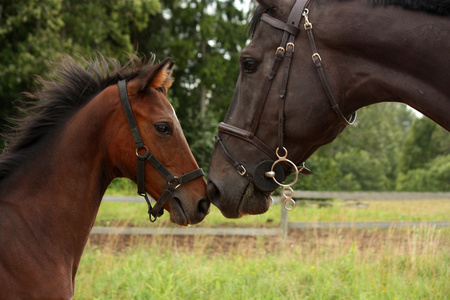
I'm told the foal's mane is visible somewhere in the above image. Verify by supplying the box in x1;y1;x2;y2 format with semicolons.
0;54;159;180
248;0;449;37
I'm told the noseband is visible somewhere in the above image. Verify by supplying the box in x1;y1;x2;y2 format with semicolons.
216;0;357;209
118;80;204;222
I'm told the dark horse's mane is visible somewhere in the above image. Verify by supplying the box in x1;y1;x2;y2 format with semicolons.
0;54;160;181
248;0;450;37
373;0;450;15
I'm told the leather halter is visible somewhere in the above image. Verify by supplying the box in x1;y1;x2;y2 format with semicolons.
118;80;204;222
216;0;356;192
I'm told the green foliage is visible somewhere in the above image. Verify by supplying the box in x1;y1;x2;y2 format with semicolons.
396;118;450;191
62;0;160;58
133;0;247;171
0;0;68;128
294;103;450;192
399;118;450;168
180;109;218;171
0;0;160;138
1;1;448;191
396;155;450;191
296;103;418;191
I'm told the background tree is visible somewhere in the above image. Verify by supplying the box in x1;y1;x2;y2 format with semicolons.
0;0;160;148
1;1;448;191
136;0;248;169
0;0;67;146
396;117;450;191
294;103;418;191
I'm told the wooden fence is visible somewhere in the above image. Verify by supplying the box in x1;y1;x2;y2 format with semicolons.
91;192;450;238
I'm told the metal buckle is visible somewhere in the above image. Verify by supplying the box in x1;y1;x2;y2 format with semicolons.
286;42;295;53
312;53;322;63
237;165;247;176
275;47;285;57
169;176;181;190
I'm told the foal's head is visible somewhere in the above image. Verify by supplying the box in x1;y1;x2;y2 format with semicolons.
100;57;210;225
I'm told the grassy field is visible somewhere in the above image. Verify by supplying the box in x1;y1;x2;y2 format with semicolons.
74;190;450;299
76;227;450;299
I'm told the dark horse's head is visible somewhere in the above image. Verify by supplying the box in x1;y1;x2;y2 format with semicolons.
207;0;359;218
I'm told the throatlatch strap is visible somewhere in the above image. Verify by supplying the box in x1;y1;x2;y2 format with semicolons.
302;11;357;126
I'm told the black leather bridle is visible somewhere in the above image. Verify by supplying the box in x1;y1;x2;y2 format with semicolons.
118;80;204;222
216;0;357;193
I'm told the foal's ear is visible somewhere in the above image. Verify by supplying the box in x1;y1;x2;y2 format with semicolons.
139;57;174;94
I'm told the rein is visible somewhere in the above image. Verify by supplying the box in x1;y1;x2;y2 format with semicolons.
118;80;204;222
216;0;357;209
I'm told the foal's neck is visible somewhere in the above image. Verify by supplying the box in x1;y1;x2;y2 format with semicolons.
1;90;117;284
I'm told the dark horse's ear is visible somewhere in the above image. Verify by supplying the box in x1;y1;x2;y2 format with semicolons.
139;57;174;94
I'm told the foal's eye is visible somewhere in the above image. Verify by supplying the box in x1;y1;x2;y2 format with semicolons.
154;123;173;135
243;59;258;73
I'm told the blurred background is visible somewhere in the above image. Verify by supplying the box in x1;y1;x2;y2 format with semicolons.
1;0;449;192
2;2;449;298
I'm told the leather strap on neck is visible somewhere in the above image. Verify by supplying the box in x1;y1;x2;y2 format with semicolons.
303;10;357;126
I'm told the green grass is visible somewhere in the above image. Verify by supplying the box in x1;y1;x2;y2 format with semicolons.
81;182;450;299
75;225;450;299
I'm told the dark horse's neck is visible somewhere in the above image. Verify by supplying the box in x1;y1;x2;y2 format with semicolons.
0;89;116;297
312;0;450;130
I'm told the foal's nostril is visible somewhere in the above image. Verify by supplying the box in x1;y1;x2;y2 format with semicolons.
197;198;210;216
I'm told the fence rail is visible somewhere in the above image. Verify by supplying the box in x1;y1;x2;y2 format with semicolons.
94;192;450;238
102;191;450;204
91;227;280;236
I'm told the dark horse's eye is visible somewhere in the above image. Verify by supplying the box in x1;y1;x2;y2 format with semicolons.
154;123;173;135
243;59;258;73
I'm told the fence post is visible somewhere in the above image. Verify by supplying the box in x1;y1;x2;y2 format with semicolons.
280;204;289;240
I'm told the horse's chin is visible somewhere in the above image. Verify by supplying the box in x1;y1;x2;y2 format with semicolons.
169;197;188;226
213;182;272;218
238;183;272;216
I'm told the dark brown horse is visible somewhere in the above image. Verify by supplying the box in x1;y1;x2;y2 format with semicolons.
207;0;450;218
0;55;209;298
